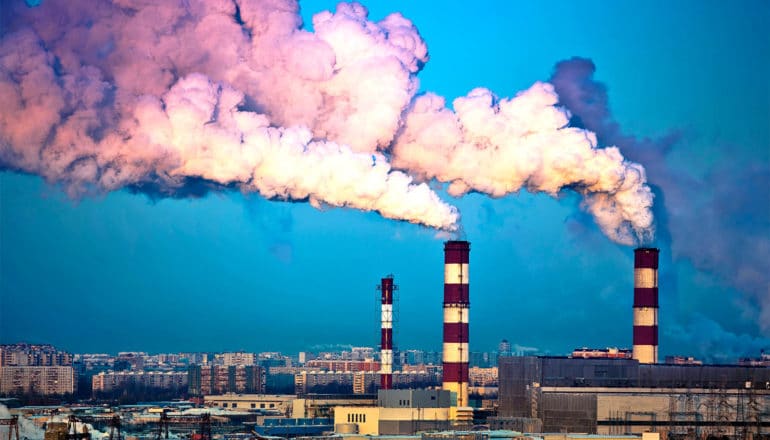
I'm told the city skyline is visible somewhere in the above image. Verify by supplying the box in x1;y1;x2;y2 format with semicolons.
1;0;769;361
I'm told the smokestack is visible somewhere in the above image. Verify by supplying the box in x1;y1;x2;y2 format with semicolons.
633;247;659;364
380;276;394;390
443;240;470;407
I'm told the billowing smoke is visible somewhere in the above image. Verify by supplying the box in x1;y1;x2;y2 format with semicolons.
0;0;654;243
0;405;43;440
551;57;770;353
392;83;653;244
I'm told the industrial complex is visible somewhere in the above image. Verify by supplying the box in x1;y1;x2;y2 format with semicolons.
2;241;769;439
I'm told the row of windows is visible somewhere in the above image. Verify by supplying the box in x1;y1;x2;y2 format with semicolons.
347;413;366;423
219;402;276;409
398;399;411;406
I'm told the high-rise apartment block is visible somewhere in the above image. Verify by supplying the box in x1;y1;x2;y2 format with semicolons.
188;365;264;395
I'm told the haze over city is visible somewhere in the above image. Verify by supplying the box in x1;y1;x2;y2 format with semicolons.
1;0;769;364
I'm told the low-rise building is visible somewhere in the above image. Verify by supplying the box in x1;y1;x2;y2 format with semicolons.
333;389;454;435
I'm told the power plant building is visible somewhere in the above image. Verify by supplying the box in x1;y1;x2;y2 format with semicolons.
497;356;770;435
334;389;453;435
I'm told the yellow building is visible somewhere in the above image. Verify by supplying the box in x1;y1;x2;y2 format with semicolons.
334;389;455;435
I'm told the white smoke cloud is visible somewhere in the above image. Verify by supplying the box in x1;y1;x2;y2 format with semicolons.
0;0;654;243
391;83;654;245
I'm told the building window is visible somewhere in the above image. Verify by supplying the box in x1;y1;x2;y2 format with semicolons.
269;404;274;408
363;414;366;423
260;403;265;408
222;403;227;407
233;403;238;408
251;403;256;409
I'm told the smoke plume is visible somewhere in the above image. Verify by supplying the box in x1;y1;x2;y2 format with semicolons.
0;0;654;243
551;57;770;348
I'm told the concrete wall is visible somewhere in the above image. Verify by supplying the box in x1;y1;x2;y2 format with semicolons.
333;406;380;435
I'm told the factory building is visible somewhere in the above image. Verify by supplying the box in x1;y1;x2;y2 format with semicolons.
497;356;770;435
334;389;454;435
204;394;376;418
0;366;75;395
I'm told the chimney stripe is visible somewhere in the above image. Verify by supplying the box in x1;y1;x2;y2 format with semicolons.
443;306;469;323
634;288;659;307
633;308;658;326
445;264;469;284
444;285;469;304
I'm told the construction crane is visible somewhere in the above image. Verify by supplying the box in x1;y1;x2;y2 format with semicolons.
66;414;121;440
155;410;211;440
66;416;92;440
0;416;20;440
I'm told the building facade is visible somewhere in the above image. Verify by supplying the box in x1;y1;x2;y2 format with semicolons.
0;366;75;395
499;356;770;435
0;344;73;367
91;370;188;393
188;365;264;395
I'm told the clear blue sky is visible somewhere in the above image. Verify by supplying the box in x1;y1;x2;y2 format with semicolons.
1;0;768;362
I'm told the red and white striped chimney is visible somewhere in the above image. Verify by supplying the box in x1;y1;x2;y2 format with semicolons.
633;247;659;364
380;276;394;390
443;241;470;407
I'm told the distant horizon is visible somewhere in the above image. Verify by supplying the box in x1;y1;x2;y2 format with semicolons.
1;340;757;365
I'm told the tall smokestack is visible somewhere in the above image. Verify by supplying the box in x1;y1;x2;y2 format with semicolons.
380;276;394;390
633;247;659;364
443;240;470;407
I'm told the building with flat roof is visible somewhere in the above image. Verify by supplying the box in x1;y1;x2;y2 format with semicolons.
498;356;770;435
92;370;187;393
0;366;75;395
334;389;455;435
189;365;264;395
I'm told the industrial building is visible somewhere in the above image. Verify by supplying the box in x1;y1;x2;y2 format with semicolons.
497;355;770;435
332;241;474;436
493;247;770;436
203;393;377;418
333;389;454;435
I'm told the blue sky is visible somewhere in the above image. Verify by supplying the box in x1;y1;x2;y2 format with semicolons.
1;0;768;361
